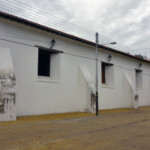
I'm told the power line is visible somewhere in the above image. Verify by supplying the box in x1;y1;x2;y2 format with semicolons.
1;32;150;60
5;0;95;33
0;4;94;38
1;0;147;55
0;0;115;43
0;6;98;44
0;37;35;47
1;37;150;76
0;1;94;34
6;0;117;42
0;32;50;43
129;48;150;52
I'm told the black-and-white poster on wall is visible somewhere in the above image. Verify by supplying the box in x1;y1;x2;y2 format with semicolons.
0;48;16;121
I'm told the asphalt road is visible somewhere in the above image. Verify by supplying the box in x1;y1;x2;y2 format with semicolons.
0;108;150;150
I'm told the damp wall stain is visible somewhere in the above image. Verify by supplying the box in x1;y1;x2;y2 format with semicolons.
0;48;16;121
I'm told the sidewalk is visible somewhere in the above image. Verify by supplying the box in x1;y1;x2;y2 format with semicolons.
0;108;135;126
0;107;150;150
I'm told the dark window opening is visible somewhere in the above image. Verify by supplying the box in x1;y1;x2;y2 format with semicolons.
38;49;51;77
135;69;143;89
101;62;113;84
102;63;106;83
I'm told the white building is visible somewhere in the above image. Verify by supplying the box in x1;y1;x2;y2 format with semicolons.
0;12;150;117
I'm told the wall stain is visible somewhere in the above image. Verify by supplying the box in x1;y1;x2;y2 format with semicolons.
0;71;16;115
91;92;96;111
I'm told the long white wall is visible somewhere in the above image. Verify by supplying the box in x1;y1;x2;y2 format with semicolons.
0;18;150;116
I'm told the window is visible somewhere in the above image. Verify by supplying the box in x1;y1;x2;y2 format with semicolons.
102;63;106;83
37;46;62;81
135;69;143;89
38;49;51;77
101;62;114;85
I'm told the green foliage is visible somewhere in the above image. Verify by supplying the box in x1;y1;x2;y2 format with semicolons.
134;54;144;59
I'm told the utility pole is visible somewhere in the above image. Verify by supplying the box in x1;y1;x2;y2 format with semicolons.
95;34;116;116
145;51;147;58
95;32;99;116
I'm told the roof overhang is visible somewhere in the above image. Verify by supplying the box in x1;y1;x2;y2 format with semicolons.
35;45;63;53
0;11;149;63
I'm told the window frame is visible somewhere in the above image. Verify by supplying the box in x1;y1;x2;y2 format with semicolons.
135;69;143;89
101;62;113;84
36;45;63;78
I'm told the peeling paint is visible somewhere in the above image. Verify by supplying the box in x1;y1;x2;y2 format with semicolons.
91;92;96;110
0;48;16;121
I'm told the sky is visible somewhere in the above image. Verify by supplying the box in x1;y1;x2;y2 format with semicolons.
1;0;150;56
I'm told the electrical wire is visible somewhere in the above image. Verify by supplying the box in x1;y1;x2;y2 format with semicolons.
5;0;95;34
1;31;149;58
0;37;35;47
0;0;149;57
130;48;150;52
0;32;50;43
0;0;114;43
0;1;95;35
6;0;114;41
0;37;149;76
0;32;128;53
0;4;93;37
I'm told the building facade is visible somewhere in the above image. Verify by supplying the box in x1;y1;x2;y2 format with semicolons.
0;12;150;118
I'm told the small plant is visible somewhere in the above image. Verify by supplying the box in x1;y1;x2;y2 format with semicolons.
134;54;144;59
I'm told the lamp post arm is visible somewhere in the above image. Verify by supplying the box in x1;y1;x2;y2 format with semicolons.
95;34;116;116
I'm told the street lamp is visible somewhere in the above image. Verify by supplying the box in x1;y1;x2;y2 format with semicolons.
50;38;56;49
95;33;117;116
102;41;117;45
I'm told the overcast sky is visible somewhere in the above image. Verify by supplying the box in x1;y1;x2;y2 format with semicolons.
1;0;150;56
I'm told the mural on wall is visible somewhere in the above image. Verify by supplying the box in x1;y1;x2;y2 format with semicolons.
0;48;16;121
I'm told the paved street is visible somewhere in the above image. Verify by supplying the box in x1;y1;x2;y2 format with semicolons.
1;108;150;150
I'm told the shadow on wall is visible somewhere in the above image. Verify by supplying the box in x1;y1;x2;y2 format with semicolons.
78;66;139;112
78;64;96;113
123;72;139;109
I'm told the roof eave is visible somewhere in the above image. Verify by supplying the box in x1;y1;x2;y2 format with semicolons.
0;11;150;63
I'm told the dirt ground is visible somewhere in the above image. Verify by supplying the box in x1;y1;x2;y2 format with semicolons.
1;107;150;150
